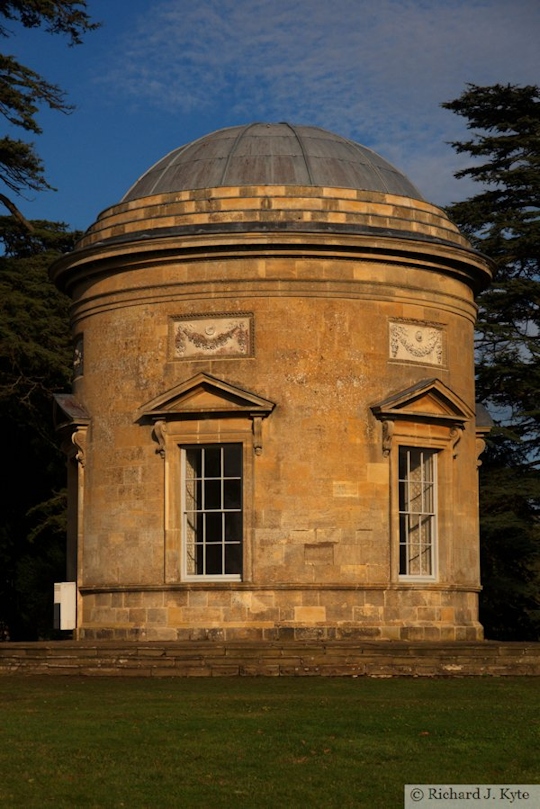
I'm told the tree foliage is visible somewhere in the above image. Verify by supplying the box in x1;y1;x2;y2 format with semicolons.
0;216;78;639
0;3;97;639
443;83;540;640
0;1;98;197
443;83;540;457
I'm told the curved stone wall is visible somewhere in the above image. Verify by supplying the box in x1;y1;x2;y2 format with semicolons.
51;182;491;642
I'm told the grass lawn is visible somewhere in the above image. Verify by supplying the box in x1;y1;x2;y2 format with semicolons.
0;675;538;808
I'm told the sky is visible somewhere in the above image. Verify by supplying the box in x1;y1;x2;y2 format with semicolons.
5;0;540;233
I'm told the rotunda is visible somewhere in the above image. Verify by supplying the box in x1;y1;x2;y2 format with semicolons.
51;123;492;641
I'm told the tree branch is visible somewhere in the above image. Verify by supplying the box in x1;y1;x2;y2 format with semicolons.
0;192;34;231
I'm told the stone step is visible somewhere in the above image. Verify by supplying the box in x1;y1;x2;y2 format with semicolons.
1;640;539;677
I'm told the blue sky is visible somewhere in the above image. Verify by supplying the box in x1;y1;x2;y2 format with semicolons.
5;0;540;233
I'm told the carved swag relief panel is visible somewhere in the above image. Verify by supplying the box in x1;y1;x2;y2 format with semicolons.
389;320;444;366
172;314;253;360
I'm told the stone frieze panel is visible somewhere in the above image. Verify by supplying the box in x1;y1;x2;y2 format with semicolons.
171;313;253;360
389;320;444;366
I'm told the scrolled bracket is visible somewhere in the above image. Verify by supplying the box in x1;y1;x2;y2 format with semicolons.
476;436;487;468
72;427;87;468
382;419;394;457
251;415;264;456
152;419;167;458
450;424;464;459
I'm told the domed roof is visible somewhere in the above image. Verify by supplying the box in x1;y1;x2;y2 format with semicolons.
53;122;492;297
122;123;424;202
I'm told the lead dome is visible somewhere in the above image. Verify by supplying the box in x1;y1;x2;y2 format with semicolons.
60;122;490;269
122;122;424;201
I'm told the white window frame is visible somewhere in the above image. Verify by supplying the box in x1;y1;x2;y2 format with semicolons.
398;446;438;580
181;443;243;582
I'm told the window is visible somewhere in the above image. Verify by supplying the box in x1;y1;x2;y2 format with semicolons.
398;447;437;578
182;444;243;580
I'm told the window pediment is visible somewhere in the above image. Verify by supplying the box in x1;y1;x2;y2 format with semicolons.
52;394;90;465
53;393;91;430
137;373;275;456
371;378;474;425
137;373;275;420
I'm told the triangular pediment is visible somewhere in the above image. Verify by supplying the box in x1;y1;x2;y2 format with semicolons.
371;379;474;424
137;373;275;420
53;393;91;430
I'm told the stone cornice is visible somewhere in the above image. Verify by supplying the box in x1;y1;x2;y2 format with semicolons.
50;227;492;297
50;184;492;296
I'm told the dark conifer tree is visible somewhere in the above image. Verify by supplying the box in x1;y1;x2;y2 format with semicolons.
0;218;79;639
443;83;540;639
0;2;96;638
0;1;97;199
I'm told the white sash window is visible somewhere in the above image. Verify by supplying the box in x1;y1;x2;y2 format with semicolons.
182;444;243;580
398;447;437;579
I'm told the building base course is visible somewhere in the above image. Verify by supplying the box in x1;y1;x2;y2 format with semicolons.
1;640;539;677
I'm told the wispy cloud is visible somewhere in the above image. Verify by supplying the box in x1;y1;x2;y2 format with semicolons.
100;0;539;204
